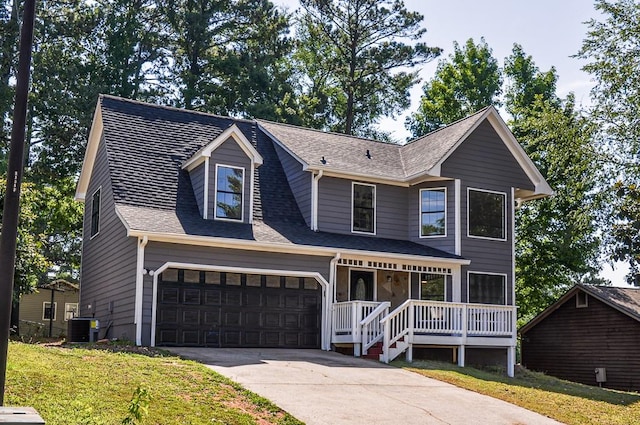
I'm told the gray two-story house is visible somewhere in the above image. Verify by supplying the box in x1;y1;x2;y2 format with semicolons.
75;95;551;376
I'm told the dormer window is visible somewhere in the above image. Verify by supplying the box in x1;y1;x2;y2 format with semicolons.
215;164;244;221
352;182;375;234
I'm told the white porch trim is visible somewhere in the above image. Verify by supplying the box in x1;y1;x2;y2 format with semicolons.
134;235;148;346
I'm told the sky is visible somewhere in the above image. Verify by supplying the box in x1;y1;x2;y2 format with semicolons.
273;0;629;285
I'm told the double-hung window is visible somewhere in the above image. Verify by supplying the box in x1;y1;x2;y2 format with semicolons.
352;183;375;233
420;188;446;237
90;188;101;238
468;273;506;305
215;165;244;221
43;302;57;321
420;273;445;301
468;188;506;240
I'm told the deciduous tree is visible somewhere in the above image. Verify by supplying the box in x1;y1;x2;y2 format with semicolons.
407;38;501;137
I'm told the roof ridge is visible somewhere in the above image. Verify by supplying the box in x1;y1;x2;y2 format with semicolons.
403;105;493;146
99;94;256;125
257;118;401;147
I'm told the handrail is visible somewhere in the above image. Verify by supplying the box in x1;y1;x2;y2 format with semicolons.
360;301;391;353
381;299;413;363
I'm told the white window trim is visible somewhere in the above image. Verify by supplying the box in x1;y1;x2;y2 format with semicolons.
351;182;376;235
214;163;245;222
64;302;79;321
576;292;588;308
419;273;448;301
467;271;508;305
466;187;507;241
348;268;377;301
419;187;447;238
89;186;101;240
42;302;57;321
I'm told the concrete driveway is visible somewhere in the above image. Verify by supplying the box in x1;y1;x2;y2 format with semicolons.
166;348;561;425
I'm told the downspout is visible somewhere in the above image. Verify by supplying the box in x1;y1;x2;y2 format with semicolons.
311;170;324;231
203;157;210;219
134;235;148;346
327;252;341;350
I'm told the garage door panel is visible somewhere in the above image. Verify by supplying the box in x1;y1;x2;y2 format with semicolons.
203;310;221;326
182;310;200;325
182;288;201;304
158;308;178;324
224;311;242;326
204;290;221;305
157;271;321;349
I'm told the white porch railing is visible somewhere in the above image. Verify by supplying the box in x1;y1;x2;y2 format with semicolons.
360;302;391;354
379;300;516;363
332;301;382;344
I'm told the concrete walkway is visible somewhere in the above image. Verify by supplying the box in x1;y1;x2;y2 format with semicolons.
167;348;562;425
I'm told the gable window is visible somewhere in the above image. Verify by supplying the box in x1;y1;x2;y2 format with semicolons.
468;188;506;240
576;292;588;308
468;273;506;305
43;302;57;321
420;188;446;237
215;165;244;221
421;274;445;301
90;188;101;238
352;183;375;234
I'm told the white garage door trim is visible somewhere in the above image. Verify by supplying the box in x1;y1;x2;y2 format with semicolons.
150;262;331;350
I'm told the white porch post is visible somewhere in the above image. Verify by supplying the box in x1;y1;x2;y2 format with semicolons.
507;345;516;378
452;266;462;302
458;345;465;367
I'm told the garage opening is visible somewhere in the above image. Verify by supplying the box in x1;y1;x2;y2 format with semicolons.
155;268;322;348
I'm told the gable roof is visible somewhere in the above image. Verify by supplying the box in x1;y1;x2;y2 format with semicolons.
520;284;640;334
182;123;263;171
76;95;467;264
258;106;552;201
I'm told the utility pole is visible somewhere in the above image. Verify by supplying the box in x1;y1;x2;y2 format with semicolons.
0;0;37;405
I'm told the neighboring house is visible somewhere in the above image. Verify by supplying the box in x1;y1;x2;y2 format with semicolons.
75;95;551;376
18;279;79;337
521;284;640;391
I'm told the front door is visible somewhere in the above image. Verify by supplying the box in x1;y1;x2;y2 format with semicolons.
350;270;375;301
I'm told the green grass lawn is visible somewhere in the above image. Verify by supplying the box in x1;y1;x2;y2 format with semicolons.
5;342;302;425
398;359;640;425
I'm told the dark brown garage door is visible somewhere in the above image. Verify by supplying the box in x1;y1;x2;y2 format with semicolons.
156;269;322;348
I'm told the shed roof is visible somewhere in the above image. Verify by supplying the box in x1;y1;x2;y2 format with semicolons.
520;284;640;334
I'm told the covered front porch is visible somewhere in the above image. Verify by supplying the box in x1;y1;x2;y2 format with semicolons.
329;256;517;376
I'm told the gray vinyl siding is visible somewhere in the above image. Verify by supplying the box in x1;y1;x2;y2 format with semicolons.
189;163;205;217
208;137;252;222
273;142;312;226
441;121;524;305
317;176;407;239
141;242;333;345
79;136;138;341
408;180;456;253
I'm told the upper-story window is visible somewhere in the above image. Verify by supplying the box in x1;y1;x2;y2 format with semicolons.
352;182;375;234
215;164;244;221
90;187;101;238
468;188;506;240
420;188;446;237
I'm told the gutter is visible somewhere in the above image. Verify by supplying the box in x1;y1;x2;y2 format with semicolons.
135;235;148;345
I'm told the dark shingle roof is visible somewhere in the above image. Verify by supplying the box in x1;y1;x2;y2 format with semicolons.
99;95;462;261
520;284;640;334
258;107;489;180
581;284;640;321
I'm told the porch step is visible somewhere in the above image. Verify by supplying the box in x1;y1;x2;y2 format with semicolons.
363;342;383;360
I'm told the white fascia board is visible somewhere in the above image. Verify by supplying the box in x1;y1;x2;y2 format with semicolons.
75;102;103;201
126;229;471;266
182;124;263;171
